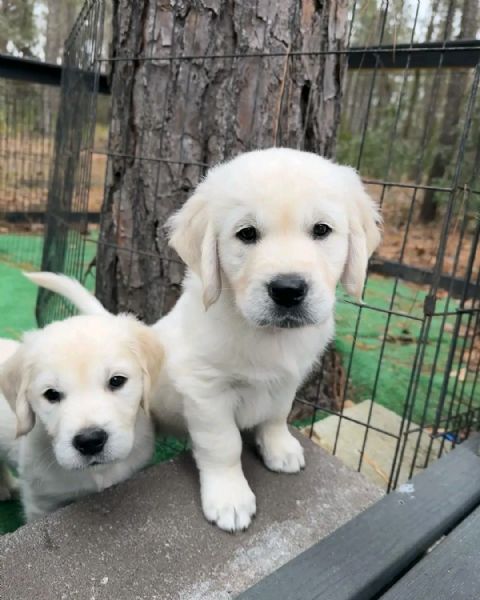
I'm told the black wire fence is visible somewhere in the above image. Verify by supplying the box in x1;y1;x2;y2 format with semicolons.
0;50;109;274
0;76;57;270
3;0;479;491
36;0;107;324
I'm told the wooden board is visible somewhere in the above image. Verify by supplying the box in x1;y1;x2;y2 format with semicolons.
237;438;480;600
381;504;480;599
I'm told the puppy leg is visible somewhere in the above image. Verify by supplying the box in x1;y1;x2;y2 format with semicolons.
186;397;256;532
21;484;51;522
256;386;305;473
0;462;18;501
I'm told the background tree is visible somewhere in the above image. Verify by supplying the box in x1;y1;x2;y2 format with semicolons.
0;0;36;56
0;0;84;61
44;0;83;63
402;0;441;140
420;0;479;222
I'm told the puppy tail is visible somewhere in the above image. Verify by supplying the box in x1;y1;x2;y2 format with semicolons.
24;272;109;316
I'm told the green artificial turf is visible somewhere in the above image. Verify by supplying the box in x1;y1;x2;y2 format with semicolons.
0;234;44;339
0;232;99;339
335;275;471;427
0;261;38;339
0;233;474;535
0;498;23;534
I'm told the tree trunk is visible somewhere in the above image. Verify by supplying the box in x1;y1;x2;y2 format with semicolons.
420;0;478;223
412;0;455;184
403;0;441;140
97;0;349;321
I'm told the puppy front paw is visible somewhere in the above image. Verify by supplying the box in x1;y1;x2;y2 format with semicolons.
200;470;256;532
257;427;305;473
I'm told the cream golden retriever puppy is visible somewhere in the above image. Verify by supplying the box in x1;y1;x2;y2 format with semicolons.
155;148;381;531
0;281;163;521
34;148;381;532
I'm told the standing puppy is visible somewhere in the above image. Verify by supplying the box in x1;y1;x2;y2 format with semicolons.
153;148;381;531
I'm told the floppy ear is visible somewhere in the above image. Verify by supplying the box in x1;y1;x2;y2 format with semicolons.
167;192;221;309
341;172;382;300
0;347;35;437
131;326;164;414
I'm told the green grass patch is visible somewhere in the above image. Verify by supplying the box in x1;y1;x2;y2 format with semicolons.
0;234;44;271
0;232;98;339
0;261;38;339
0;498;24;534
0;234;44;339
335;275;472;426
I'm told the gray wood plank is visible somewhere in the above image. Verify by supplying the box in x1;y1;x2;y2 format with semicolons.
381;504;480;600
237;437;480;600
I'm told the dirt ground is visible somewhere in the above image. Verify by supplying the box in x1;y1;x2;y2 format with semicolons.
367;183;479;280
0;135;106;216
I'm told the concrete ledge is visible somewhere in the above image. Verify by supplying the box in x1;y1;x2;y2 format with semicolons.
306;400;444;487
0;433;382;600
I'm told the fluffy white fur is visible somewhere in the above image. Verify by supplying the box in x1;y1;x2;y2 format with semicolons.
0;296;163;521
156;149;381;531
0;339;19;363
0;338;18;501
30;148;381;532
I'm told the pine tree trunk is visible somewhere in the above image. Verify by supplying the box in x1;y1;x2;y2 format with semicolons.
96;0;349;321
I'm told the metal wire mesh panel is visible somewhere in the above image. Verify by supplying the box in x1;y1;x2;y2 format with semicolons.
38;0;480;491
0;78;57;271
36;0;106;326
299;3;480;490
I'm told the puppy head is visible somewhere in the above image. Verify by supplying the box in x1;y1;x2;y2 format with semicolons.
0;315;163;470
168;148;381;328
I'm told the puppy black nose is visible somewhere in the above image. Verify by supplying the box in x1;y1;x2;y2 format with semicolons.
267;275;308;308
73;428;108;456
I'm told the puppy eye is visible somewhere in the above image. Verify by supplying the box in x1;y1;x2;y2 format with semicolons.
108;375;128;390
312;223;332;239
236;226;258;244
43;389;62;403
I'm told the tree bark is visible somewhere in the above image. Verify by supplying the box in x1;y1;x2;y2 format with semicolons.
97;0;349;321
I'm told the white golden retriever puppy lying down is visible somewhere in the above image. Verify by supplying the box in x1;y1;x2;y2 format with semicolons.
0;281;163;521
34;148;381;532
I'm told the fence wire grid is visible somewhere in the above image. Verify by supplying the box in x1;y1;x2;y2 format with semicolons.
27;0;480;491
0;77;58;270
